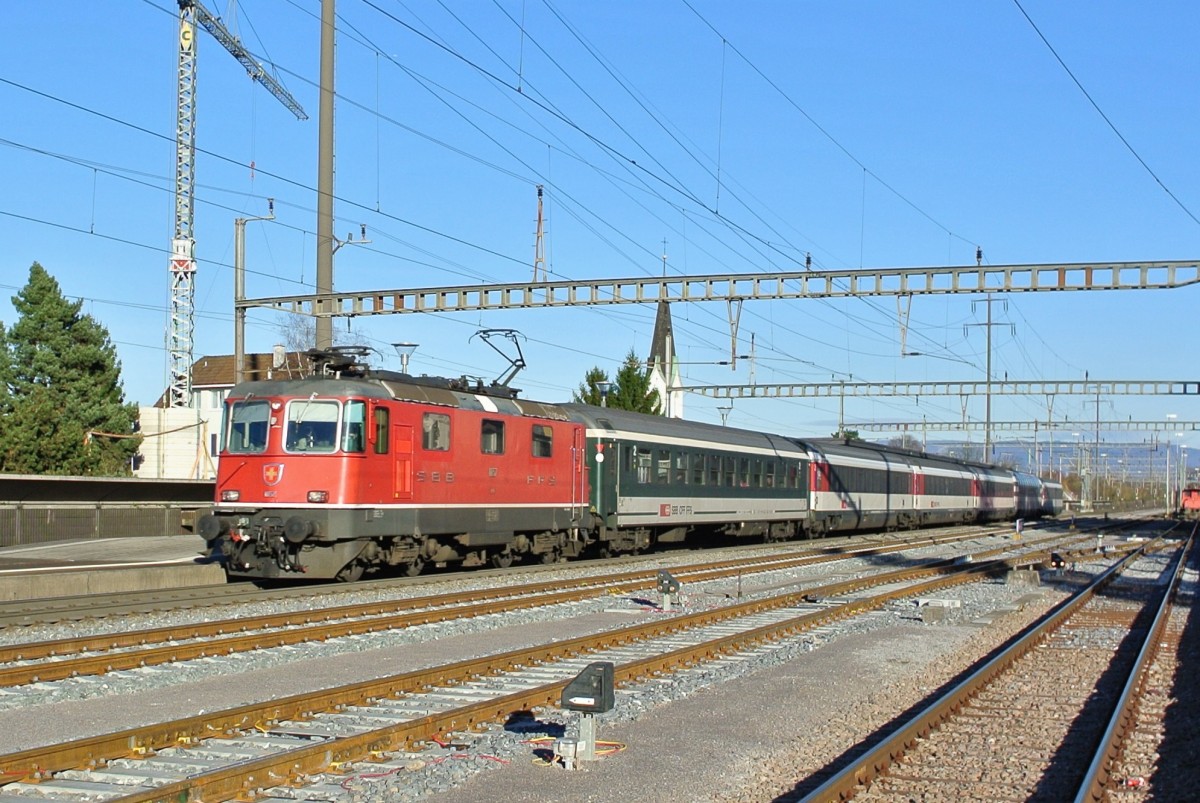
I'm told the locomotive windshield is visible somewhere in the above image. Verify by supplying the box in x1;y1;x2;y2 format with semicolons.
225;399;269;454
285;399;341;453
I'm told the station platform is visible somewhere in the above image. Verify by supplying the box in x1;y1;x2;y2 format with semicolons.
0;536;226;602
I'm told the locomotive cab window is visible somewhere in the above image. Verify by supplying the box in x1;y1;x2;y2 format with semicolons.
481;419;505;455
423;413;450;451
285;399;340;453
531;424;553;458
342;400;366;453
373;406;389;454
225;399;269;454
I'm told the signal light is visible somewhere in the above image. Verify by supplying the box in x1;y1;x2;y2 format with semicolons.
307;490;329;503
221;490;241;502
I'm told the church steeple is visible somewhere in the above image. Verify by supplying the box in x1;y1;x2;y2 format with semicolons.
648;299;683;418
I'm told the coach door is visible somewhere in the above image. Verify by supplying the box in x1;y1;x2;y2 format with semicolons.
393;423;414;500
571;427;586;523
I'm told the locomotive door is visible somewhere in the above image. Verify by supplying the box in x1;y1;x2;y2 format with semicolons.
393;423;414;500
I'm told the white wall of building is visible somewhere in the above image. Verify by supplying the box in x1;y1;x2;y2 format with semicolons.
134;404;221;480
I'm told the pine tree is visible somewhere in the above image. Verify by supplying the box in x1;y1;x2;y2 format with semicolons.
572;352;661;413
611;349;662;415
0;321;10;415
573;366;611;405
0;263;140;475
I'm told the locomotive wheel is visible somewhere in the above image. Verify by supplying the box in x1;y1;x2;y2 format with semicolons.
491;552;514;569
540;550;561;564
403;559;425;577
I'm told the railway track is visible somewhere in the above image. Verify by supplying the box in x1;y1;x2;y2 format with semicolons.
798;531;1192;802
0;528;999;629
0;528;1090;690
0;536;1080;802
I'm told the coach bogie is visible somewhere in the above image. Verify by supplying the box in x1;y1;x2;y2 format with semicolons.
597;525;652;555
719;521;769;539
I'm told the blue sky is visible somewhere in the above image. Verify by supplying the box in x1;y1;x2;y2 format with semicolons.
2;1;1198;459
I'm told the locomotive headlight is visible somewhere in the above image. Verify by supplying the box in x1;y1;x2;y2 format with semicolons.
221;490;241;502
307;490;329;503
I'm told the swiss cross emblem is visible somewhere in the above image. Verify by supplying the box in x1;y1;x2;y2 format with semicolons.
263;464;284;486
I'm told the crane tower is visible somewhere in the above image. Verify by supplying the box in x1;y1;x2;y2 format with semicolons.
168;0;307;408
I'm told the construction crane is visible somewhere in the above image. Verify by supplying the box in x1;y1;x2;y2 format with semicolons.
168;0;307;408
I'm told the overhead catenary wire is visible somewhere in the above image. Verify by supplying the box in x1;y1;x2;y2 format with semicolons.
4;2;1165;438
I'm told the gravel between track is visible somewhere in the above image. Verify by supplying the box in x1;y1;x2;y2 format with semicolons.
391;578;1071;803
0;537;1096;800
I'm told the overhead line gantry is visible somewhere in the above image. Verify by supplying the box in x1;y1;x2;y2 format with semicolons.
679;379;1200;400
847;420;1200;433
239;260;1200;321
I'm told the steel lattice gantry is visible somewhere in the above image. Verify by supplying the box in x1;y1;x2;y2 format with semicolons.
679;379;1200;400
168;8;199;410
240;260;1200;319
846;420;1200;433
168;0;306;409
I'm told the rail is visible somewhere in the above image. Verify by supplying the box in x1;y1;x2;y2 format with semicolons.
1073;527;1195;801
798;540;1176;801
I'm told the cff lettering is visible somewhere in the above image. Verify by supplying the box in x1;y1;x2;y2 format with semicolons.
659;503;693;517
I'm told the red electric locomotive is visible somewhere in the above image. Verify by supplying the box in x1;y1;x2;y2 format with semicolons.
1180;484;1200;519
198;349;592;580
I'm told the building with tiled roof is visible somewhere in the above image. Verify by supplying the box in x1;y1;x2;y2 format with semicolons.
138;351;306;480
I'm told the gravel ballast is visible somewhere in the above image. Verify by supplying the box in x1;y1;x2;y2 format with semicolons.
0;533;1123;801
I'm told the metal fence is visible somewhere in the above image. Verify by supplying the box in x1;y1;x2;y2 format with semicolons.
0;475;215;547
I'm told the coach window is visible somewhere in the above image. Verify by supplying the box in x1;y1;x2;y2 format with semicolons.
764;461;776;488
738;457;751;487
633;446;652;484
532;424;553;458
691;453;705;485
673;452;688;484
373;406;389;453
342;400;366;453
724;455;736;487
656;449;670;484
225;399;269;453
750;458;762;487
481;419;505;455
423;413;451;451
